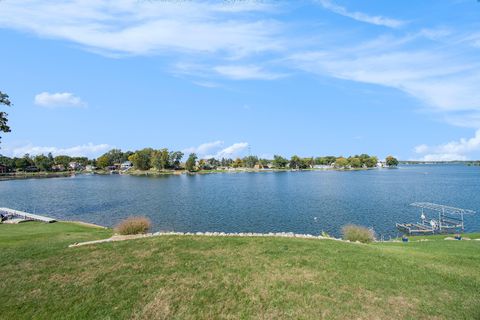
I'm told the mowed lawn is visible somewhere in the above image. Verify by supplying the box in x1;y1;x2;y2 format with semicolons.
1;223;479;320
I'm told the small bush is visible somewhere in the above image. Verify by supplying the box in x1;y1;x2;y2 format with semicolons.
115;216;151;235
342;224;375;243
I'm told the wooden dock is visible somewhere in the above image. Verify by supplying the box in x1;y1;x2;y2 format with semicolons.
0;208;56;223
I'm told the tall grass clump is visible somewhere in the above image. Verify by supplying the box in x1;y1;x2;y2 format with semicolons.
342;224;375;243
115;217;151;235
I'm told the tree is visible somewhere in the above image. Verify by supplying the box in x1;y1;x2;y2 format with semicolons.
334;157;349;169
243;155;258;168
364;156;378;168
232;158;243;168
15;155;32;171
348;157;362;168
185;153;197;172
54;155;72;168
128;148;153;170
96;155;112;169
169;151;184;169
34;154;53;171
151;148;170;170
316;156;336;165
272;155;288;168
289;155;302;169
386;155;399;167
0;91;12;145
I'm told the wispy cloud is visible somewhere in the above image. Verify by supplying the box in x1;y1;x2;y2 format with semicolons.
184;141;249;159
0;1;282;57
290;34;480;127
414;129;480;161
3;142;111;158
213;142;249;159
183;140;224;156
34;92;86;108
213;65;285;80
317;0;406;28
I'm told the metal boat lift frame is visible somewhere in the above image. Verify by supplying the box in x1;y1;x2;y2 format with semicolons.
396;202;475;235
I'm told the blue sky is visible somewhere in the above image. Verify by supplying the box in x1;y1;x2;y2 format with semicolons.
1;0;480;161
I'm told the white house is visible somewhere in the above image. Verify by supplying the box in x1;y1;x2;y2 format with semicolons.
120;161;133;170
69;162;84;170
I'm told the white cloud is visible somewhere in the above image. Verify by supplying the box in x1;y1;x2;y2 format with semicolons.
184;141;249;159
214;142;249;159
414;129;480;161
317;0;406;28
3;142;111;158
183;140;224;156
290;34;480;127
0;0;282;58
34;92;86;108
213;65;284;80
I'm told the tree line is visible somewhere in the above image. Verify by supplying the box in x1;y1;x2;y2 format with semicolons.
0;148;399;173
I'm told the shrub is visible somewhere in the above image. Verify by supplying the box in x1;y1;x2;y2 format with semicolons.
342;224;375;243
115;216;151;235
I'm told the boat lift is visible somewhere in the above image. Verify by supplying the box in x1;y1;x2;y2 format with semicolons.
396;202;475;235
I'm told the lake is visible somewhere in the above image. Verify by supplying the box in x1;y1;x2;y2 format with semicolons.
1;165;479;237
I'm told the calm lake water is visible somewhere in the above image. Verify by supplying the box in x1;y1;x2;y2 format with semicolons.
1;165;479;237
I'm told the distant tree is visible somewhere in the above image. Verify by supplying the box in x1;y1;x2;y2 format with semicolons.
185;153;197;172
54;155;72;168
232;158;243;168
128;148;153;170
34;154;53;171
334;157;349;169
243;155;258;168
198;159;207;170
316;156;337;165
206;157;220;169
386;155;399;167
14;156;31;171
169;151;184;169
363;156;378;168
259;158;269;167
72;157;89;166
0;155;13;167
96;155;112;169
151;148;170;170
0;91;11;145
301;157;314;169
104;149;126;164
272;155;288;168
348;157;362;168
289;155;302;169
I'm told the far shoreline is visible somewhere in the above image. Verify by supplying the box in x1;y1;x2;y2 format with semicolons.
0;166;397;181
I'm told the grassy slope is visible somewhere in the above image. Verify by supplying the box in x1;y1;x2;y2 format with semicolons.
1;223;479;320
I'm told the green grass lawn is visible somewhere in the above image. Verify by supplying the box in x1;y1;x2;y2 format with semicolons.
1;223;479;319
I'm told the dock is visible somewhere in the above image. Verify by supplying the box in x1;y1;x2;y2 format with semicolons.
396;202;475;235
0;208;56;223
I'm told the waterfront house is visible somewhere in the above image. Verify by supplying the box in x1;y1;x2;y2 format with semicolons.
85;165;97;172
0;164;8;174
69;162;84;171
52;164;65;171
376;161;386;168
120;161;132;170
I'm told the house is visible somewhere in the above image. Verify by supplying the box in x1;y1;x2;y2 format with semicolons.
313;164;332;169
52;164;65;172
0;164;8;174
69;162;84;171
25;166;39;172
120;161;132;171
376;161;386;168
85;165;97;172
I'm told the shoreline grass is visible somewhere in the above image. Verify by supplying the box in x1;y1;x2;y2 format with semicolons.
1;222;479;319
